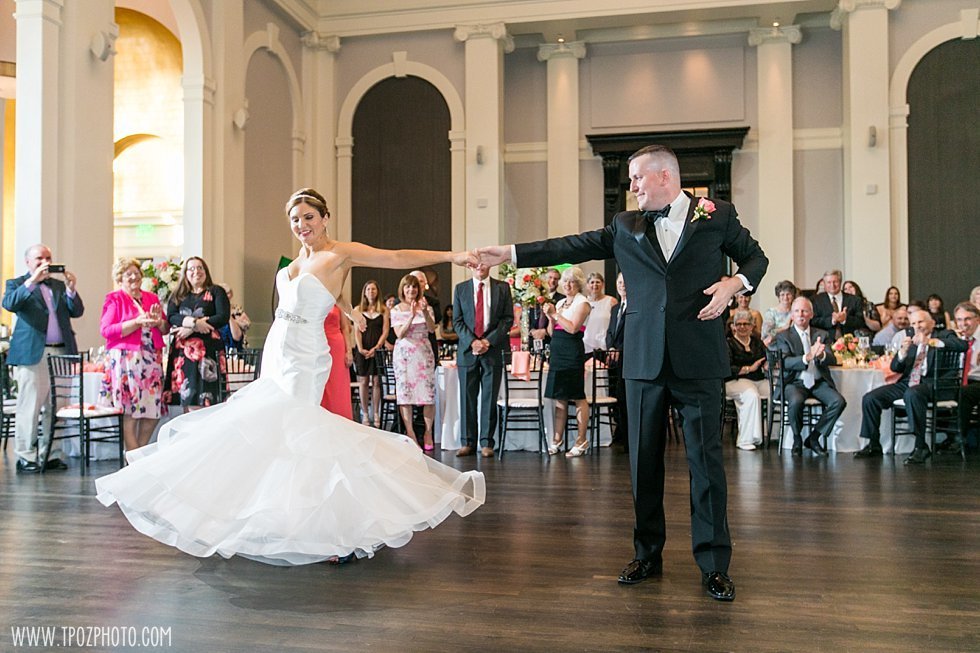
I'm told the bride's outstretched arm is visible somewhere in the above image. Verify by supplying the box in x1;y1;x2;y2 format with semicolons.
339;242;477;269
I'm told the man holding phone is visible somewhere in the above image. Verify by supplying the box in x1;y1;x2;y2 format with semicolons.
2;244;84;473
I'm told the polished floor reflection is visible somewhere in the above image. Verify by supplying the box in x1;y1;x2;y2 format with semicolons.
1;442;977;652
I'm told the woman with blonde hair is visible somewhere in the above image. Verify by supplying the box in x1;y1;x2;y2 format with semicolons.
543;266;592;457
99;258;170;451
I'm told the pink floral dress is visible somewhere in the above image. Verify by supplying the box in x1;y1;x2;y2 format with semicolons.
391;306;435;405
101;328;165;419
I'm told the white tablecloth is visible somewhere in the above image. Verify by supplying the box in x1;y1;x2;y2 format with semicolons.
435;364;612;451
779;366;909;454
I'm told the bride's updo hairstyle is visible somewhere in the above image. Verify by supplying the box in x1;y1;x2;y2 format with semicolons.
285;188;331;219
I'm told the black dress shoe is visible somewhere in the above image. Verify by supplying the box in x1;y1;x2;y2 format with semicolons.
44;458;68;471
854;444;883;459
16;459;41;474
702;571;736;601
936;438;962;455
618;558;663;585
804;437;828;456
904;447;932;465
791;445;803;457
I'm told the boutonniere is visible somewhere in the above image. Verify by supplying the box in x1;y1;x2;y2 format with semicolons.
691;198;716;223
926;338;941;348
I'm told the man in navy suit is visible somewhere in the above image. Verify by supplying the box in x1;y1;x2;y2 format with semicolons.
2;244;84;473
478;145;768;601
774;297;846;456
453;263;514;458
854;307;967;464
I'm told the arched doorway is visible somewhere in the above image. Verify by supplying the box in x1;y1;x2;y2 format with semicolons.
350;77;452;311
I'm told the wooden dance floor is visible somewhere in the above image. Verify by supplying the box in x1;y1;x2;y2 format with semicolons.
1;442;978;652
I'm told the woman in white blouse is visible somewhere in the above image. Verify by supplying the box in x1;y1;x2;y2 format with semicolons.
582;272;618;355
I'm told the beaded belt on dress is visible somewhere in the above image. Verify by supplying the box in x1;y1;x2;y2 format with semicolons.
275;308;309;324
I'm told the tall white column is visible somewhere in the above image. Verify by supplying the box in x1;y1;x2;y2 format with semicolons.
749;25;800;307
209;0;245;293
538;41;585;238
14;0;117;349
833;0;900;300
454;23;512;252
301;32;340;220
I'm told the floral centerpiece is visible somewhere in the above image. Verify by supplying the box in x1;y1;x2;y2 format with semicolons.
140;258;182;303
500;263;554;349
832;333;869;367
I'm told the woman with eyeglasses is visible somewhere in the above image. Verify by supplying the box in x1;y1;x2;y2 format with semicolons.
725;309;769;451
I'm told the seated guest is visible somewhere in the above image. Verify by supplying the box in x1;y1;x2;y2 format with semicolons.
217;283;251;350
951;302;980;454
873;305;911;348
437;305;458;344
761;280;797;346
583;272;618;355
843;280;882;333
100;258;170;451
774;297;846;456
605;272;628;450
732;294;763;339
725;309;769;451
927;294;952;331
811;269;864;339
854;309;966;463
875;286;903;327
543;267;591;457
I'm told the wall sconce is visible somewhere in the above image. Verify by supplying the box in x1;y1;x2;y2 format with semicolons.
232;105;250;131
90;30;118;62
868;125;877;148
476;145;485;165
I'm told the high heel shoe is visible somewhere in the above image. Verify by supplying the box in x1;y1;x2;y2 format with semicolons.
547;438;562;455
565;441;590;457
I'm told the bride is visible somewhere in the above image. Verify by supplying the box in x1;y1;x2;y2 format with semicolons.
95;188;486;566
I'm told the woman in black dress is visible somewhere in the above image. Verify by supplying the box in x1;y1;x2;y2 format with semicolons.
352;280;389;427
543;267;592;457
163;257;229;408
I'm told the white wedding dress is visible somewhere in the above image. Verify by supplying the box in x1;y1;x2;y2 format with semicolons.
95;269;485;565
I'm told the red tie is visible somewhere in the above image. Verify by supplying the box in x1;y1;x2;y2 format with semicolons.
964;338;974;386
475;282;485;338
908;346;927;387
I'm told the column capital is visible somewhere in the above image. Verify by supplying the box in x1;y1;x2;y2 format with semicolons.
748;25;802;47
453;23;514;53
537;41;586;62
301;31;341;53
831;0;902;29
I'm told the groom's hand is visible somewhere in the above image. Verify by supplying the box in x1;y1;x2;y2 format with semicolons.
698;277;744;321
476;246;512;266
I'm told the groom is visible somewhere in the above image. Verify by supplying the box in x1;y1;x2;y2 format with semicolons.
478;145;768;601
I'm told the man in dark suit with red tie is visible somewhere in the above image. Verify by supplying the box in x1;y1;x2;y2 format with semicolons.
452;263;514;458
477;145;768;601
811;270;864;338
855;306;968;463
774;297;846;456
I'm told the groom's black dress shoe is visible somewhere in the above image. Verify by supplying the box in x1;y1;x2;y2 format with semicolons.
804;437;828;456
854;444;883;459
618;558;663;585
16;459;41;474
702;571;736;601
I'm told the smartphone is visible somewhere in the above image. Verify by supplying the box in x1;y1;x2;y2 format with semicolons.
48;264;66;274
904;327;915;337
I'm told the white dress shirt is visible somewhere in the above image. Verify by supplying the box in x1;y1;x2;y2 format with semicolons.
471;276;491;332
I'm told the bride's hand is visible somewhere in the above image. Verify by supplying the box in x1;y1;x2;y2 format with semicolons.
476;245;511;266
452;250;479;268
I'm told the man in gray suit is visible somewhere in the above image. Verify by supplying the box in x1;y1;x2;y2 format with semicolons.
2;244;84;473
453;263;513;458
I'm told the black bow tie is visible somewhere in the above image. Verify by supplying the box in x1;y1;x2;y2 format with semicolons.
642;207;671;222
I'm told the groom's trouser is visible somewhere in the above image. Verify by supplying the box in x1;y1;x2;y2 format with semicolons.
626;358;731;574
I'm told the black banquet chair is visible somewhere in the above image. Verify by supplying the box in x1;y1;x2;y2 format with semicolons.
496;350;547;458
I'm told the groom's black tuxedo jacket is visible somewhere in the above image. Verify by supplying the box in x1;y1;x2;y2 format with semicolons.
515;193;768;381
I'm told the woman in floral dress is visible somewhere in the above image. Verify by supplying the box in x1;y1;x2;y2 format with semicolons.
163;257;229;408
390;273;437;451
100;258;170;451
